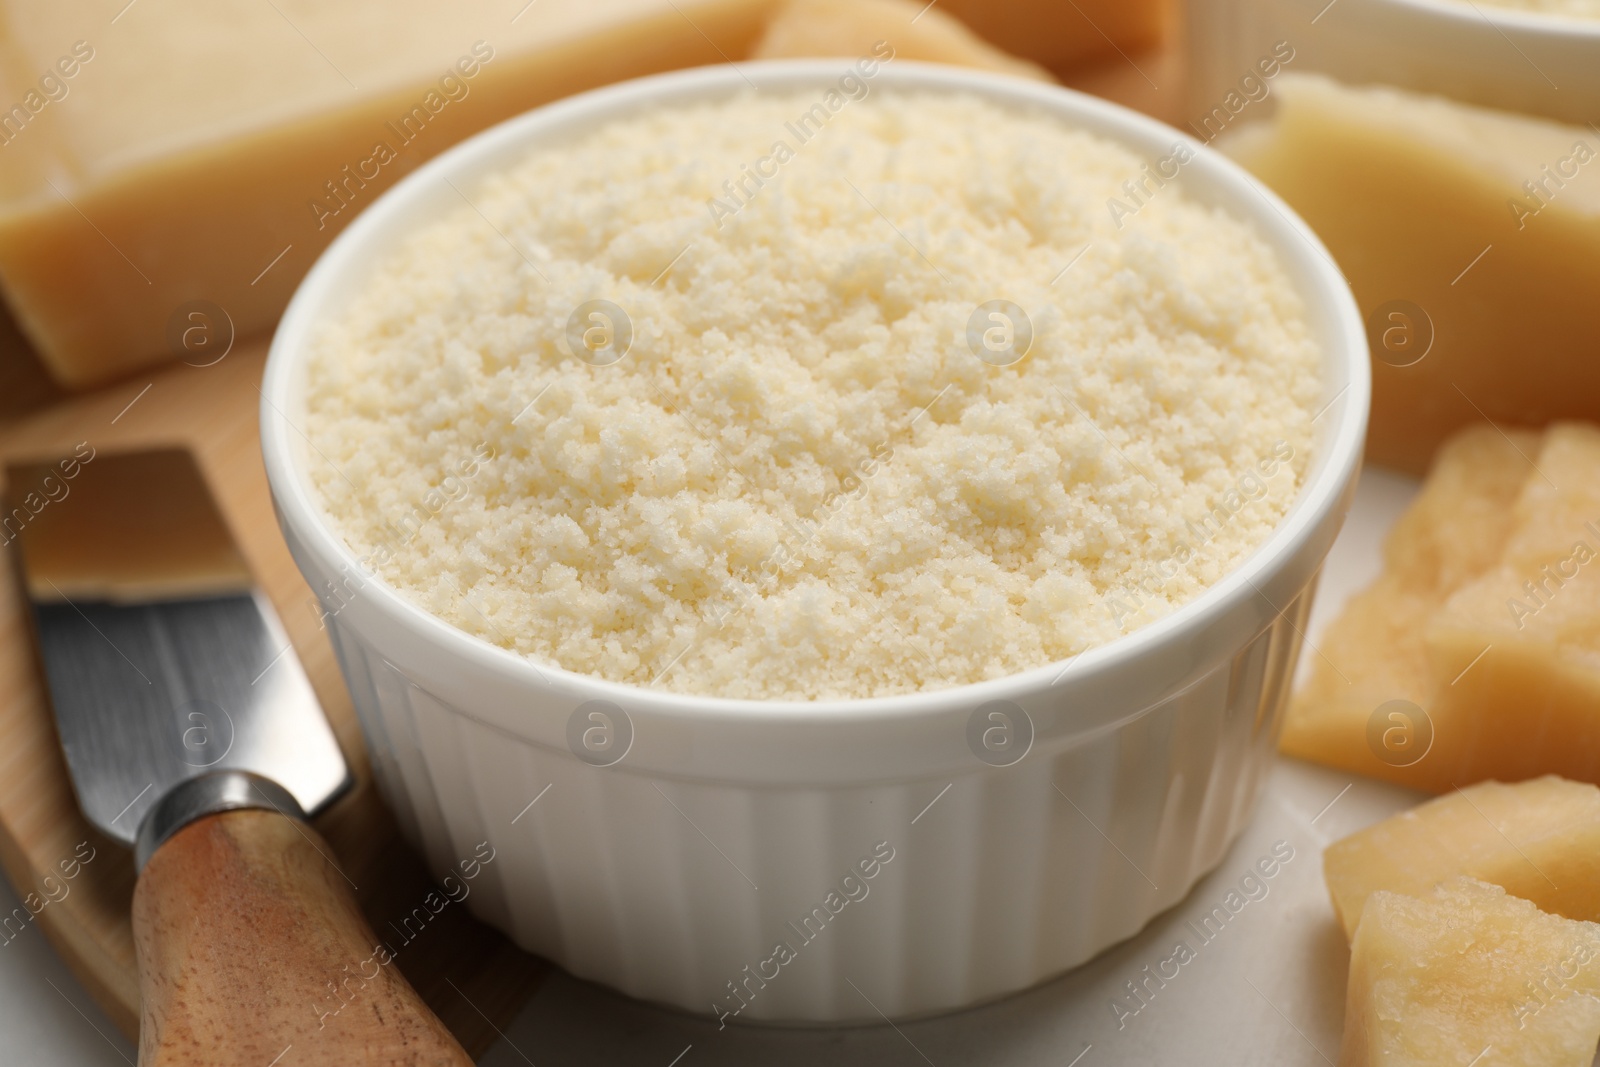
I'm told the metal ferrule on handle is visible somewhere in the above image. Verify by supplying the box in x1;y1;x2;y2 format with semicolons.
134;771;305;871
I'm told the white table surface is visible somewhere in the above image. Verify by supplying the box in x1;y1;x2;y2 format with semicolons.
1;468;1426;1066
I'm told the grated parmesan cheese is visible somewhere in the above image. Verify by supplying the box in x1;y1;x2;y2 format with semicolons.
306;90;1321;701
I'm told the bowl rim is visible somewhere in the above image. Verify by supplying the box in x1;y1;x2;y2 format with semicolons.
262;58;1370;726
1378;0;1600;38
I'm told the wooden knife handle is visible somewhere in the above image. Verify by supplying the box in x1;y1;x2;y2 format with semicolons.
131;808;473;1066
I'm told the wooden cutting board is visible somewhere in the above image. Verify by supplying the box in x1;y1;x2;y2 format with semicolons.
0;332;549;1057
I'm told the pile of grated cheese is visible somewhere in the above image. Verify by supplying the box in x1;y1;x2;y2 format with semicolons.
306;90;1321;701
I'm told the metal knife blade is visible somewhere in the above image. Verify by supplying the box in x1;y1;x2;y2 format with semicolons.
4;447;349;846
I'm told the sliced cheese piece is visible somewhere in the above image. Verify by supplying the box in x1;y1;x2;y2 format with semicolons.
1496;422;1600;573
1223;73;1600;475
1343;878;1600;1067
1280;424;1538;788
1418;628;1600;787
751;0;1051;81
1285;422;1600;791
1381;425;1543;594
1325;777;1600;941
1422;424;1600;785
1279;573;1441;777
0;0;778;389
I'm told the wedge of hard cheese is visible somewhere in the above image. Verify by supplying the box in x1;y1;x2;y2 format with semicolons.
1324;777;1600;942
1342;878;1600;1067
1281;424;1535;788
1223;74;1600;475
1282;422;1600;792
0;0;777;388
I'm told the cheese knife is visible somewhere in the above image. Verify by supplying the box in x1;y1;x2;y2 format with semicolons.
5;447;471;1066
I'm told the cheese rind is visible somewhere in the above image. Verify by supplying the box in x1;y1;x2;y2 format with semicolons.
1224;74;1600;475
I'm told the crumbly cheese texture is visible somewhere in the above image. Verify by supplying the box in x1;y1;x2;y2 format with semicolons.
307;92;1320;701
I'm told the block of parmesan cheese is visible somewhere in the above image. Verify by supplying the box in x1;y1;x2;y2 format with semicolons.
1324;777;1600;941
1343;878;1600;1067
1280;424;1534;787
1223;74;1600;475
1422;424;1600;784
0;0;777;388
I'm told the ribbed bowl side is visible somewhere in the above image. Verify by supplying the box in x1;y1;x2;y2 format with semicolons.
321;586;1307;1022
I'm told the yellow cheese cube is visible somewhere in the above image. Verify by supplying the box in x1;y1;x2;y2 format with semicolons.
0;0;776;388
1325;777;1600;941
1224;74;1600;475
1343;878;1600;1067
1420;581;1600;788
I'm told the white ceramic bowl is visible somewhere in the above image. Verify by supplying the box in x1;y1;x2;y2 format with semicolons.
262;61;1369;1023
1187;0;1600;128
